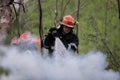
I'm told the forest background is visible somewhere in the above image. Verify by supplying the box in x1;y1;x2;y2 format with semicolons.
0;0;120;72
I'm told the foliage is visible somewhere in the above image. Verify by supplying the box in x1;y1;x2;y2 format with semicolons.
9;0;120;71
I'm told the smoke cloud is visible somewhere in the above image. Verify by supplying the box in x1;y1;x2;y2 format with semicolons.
0;38;120;80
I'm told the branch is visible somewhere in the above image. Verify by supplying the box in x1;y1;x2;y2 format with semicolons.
62;0;71;17
60;0;64;19
102;1;120;68
76;0;80;35
70;0;89;15
118;0;120;19
61;0;71;19
38;0;43;48
102;38;120;68
54;0;58;27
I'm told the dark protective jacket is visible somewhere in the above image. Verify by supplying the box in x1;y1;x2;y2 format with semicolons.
44;26;79;54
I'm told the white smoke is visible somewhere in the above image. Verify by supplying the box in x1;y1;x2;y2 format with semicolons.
0;38;120;80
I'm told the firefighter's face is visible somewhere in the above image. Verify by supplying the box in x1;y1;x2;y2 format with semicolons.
63;26;72;34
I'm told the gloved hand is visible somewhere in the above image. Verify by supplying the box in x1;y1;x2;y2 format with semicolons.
52;30;60;37
68;43;77;52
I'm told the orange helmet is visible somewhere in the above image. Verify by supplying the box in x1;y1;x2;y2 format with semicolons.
60;15;75;28
20;33;31;40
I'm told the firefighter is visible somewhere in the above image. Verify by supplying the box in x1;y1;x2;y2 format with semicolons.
11;32;41;53
19;32;41;52
44;15;79;57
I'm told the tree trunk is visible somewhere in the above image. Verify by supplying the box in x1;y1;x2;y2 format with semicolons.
0;0;13;44
18;0;24;34
118;0;120;19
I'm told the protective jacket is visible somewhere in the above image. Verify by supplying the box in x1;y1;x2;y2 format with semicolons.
44;26;79;54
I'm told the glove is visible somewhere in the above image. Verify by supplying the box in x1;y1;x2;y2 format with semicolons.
52;30;60;37
68;43;77;52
